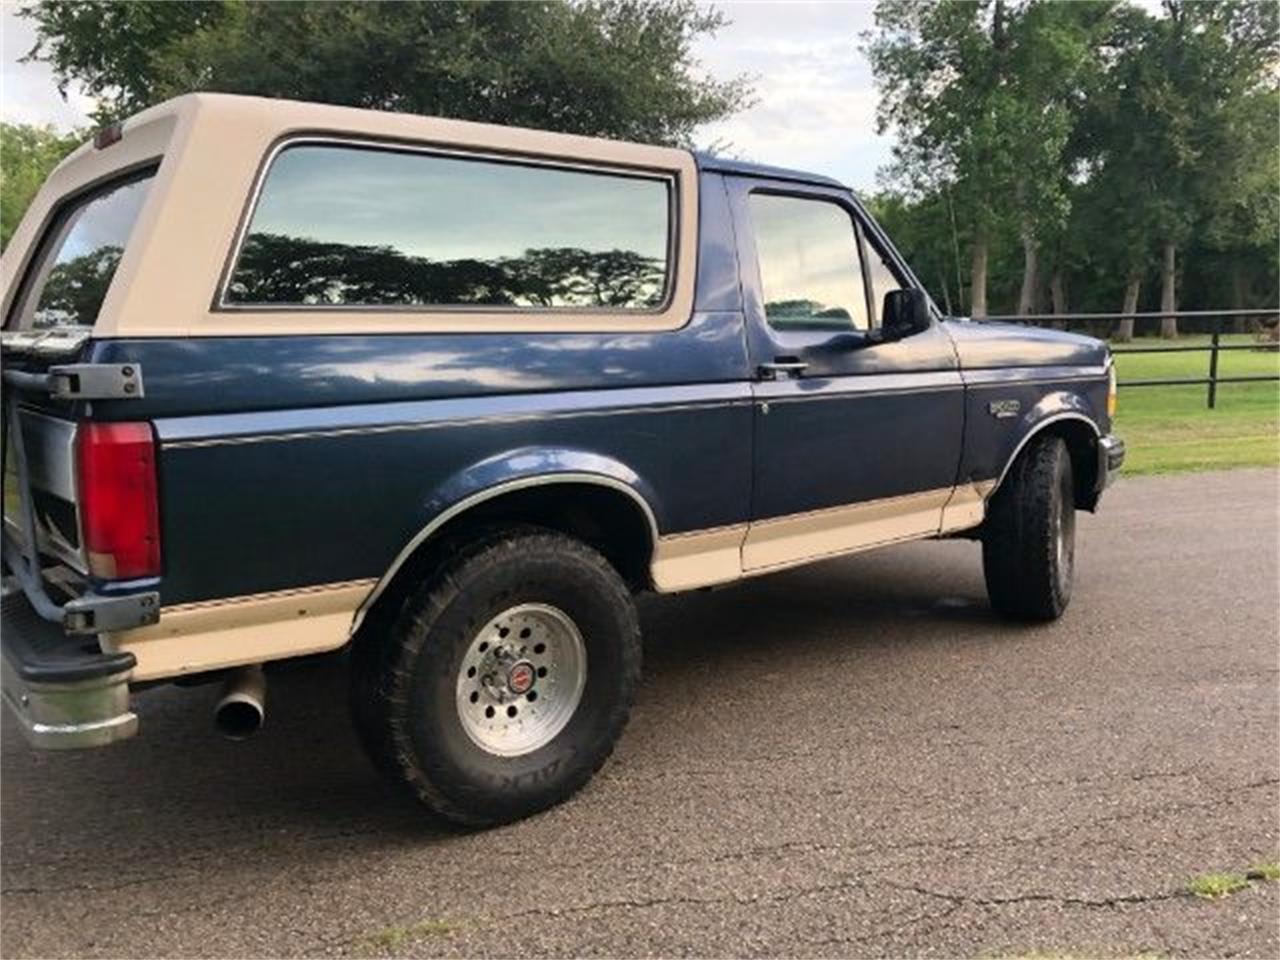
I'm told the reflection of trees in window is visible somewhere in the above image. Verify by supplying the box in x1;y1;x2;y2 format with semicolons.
226;233;666;309
764;298;853;329
33;245;124;327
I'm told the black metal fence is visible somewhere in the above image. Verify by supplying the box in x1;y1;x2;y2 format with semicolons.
981;308;1280;409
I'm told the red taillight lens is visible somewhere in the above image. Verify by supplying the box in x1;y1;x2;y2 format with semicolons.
76;422;161;580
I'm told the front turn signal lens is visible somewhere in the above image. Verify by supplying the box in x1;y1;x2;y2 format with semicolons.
1107;363;1118;418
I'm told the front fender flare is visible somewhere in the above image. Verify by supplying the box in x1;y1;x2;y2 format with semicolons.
988;394;1101;499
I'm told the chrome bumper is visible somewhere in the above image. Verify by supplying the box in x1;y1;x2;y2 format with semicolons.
1099;434;1125;489
1;589;137;749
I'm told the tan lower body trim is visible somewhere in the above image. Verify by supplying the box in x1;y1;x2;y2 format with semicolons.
651;523;748;591
103;579;375;682
939;478;994;534
111;481;997;678
652;482;996;592
742;488;952;573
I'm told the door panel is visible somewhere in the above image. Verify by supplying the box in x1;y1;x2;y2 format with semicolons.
726;176;965;570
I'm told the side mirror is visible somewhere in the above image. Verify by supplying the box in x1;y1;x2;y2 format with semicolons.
878;289;932;342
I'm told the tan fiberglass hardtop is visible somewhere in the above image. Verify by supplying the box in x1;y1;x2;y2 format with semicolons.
1;93;700;339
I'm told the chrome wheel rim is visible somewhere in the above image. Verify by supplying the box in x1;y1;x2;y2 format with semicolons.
1054;482;1076;592
455;603;587;757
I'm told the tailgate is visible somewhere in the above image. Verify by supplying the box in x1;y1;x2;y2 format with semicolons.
1;349;159;634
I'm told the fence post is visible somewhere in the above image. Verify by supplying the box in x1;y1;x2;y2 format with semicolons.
1207;319;1221;409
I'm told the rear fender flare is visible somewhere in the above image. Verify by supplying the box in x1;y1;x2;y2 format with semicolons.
351;447;661;632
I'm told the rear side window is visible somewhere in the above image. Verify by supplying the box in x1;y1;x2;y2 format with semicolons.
749;193;868;331
224;144;672;311
9;171;154;330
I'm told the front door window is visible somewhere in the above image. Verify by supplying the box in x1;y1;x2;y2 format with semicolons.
747;193;869;332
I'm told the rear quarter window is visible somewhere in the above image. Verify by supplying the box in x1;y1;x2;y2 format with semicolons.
7;170;154;330
224;143;673;312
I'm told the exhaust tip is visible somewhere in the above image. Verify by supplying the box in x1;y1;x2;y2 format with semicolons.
214;665;266;740
214;697;263;740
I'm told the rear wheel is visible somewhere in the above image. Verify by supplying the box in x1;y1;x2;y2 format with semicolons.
350;526;641;827
982;434;1076;622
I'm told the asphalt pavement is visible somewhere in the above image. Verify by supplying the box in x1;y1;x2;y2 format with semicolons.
2;468;1277;959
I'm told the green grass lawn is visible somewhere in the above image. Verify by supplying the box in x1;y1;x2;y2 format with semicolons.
1111;334;1279;475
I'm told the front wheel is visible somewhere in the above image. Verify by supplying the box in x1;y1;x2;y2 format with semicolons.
350;527;641;827
982;434;1076;622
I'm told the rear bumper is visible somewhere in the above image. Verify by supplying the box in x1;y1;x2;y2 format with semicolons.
1;588;138;749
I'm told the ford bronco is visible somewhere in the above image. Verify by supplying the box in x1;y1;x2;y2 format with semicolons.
1;95;1123;826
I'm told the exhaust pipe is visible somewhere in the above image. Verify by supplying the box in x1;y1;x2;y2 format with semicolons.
214;665;266;740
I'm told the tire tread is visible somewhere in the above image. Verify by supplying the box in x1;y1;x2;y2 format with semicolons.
350;525;639;827
982;435;1073;622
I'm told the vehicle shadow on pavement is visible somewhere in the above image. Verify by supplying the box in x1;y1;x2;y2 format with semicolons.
639;538;1008;668
1;539;1002;880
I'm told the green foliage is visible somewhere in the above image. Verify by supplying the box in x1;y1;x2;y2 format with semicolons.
1186;871;1251;899
18;2;221;122
865;1;1114;312
27;245;124;326
0;122;82;251
20;0;751;146
1246;862;1280;882
227;233;665;308
867;190;968;314
864;0;1279;318
360;918;459;953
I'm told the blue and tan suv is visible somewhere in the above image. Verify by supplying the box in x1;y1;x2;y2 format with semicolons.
1;94;1123;825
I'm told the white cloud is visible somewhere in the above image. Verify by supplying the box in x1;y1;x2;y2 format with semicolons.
691;2;892;189
1;3;95;129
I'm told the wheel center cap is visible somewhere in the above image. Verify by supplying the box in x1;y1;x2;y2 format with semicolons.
506;660;535;695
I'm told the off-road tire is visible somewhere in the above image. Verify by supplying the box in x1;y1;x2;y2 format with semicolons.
982;434;1076;622
350;526;641;827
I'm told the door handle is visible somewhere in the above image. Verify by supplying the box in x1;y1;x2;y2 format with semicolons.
757;359;809;380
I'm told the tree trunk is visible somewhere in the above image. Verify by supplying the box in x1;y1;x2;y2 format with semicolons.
1049;269;1067;330
1116;275;1140;343
1230;262;1248;333
1018;219;1038;317
970;236;988;319
1049;271;1066;314
1159;241;1177;339
936;268;953;315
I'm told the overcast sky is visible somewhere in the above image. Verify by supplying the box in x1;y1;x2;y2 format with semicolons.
0;1;892;190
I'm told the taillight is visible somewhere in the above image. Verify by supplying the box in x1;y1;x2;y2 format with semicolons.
76;422;161;580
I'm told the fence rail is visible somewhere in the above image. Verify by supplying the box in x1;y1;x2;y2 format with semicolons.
980;307;1279;409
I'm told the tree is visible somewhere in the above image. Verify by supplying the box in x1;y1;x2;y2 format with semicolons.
867;189;968;315
21;0;752;146
865;0;1277;334
864;0;1108;318
25;245;122;326
1066;5;1165;339
1083;1;1278;337
866;1;1005;317
0;122;82;251
1189;36;1280;328
1000;0;1113;315
226;232;665;309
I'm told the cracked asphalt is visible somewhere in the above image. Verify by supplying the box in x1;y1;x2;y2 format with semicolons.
2;468;1278;959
